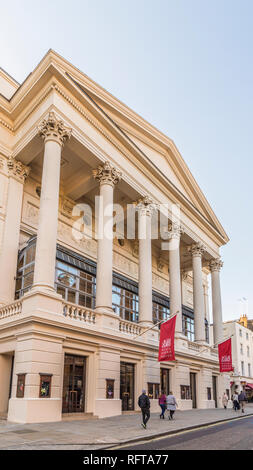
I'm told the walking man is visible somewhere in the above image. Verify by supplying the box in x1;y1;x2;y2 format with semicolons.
138;389;150;429
232;391;240;411
238;389;247;413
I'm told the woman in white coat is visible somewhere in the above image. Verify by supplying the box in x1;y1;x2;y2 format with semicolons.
166;391;178;420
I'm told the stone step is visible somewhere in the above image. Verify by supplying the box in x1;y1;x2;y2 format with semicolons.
62;412;98;421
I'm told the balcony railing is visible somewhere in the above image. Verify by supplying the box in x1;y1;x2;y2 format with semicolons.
119;318;143;336
62;302;96;324
0;300;23;319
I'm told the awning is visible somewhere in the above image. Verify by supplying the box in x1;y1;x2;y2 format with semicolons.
245;383;253;390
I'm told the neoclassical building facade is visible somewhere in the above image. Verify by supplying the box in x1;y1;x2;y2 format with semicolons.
0;51;229;423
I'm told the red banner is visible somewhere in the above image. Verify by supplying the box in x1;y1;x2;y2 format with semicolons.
218;338;233;372
158;315;176;362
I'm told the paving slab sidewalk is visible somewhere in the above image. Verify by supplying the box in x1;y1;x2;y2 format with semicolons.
0;406;253;450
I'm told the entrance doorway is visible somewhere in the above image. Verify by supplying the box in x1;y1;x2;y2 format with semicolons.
190;372;197;408
212;376;218;408
160;369;170;395
120;362;135;411
62;354;86;413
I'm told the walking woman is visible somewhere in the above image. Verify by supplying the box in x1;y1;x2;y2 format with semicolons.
222;392;229;409
166;391;178;420
158;390;167;419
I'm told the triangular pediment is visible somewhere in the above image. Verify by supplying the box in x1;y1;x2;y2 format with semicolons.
1;50;228;244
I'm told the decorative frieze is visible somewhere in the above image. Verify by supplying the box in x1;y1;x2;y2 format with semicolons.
209;258;223;272
38;111;72;146
92;161;122;187
132;240;139;258
7;157;30;183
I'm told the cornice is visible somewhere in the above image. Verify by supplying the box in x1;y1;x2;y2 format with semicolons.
0;116;14;132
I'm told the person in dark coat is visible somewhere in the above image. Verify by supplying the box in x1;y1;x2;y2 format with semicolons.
138;389;150;429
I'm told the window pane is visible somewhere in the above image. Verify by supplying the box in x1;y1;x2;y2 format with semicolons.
26;244;36;265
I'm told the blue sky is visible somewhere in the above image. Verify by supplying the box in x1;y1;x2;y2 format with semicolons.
1;0;252;321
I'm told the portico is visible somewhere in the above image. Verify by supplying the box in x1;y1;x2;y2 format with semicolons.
0;50;229;422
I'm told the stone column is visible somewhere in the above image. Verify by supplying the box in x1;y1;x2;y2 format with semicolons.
0;158;29;305
32;112;71;292
209;258;224;346
93;162;121;312
137;196;156;327
168;224;183;334
190;242;206;343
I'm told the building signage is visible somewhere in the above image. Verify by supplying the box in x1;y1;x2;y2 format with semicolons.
158;315;176;362
218;338;233;372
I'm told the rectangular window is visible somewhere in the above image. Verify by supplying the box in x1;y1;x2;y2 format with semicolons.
207;387;212;400
148;383;160;399
241;361;245;376
55;261;96;309
182;316;194;342
239;329;242;337
16;374;26;398
180;385;191;400
247;346;250;357
39;374;52;398
246;333;249;340
152;303;170;325
106;379;115;399
248;364;251;377
112;285;139;322
240;344;243;355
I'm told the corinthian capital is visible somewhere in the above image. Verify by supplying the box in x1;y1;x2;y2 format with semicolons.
38;112;72;146
209;258;223;272
189;242;205;258
93;161;122;187
7;157;30;183
167;222;184;240
136;196;158;216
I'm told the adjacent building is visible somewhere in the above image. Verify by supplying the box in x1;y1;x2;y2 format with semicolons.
0;51;229;423
222;316;253;401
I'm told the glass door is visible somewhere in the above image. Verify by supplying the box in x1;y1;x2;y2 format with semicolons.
190;372;197;408
160;368;170;395
120;362;135;411
212;376;217;408
62;355;86;413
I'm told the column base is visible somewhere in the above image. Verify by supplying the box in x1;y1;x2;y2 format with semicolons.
94;399;122;419
8;398;62;424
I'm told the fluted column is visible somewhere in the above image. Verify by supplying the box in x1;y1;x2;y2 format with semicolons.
168;224;183;334
190;242;206;343
0;158;30;305
210;258;224;345
137;196;156;327
93;161;121;312
32;112;71;292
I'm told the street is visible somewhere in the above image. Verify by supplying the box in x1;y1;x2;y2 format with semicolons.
117;416;253;450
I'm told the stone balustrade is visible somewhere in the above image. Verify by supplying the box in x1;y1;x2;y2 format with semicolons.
62;302;96;324
119;319;143;336
0;300;23;319
187;340;202;351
